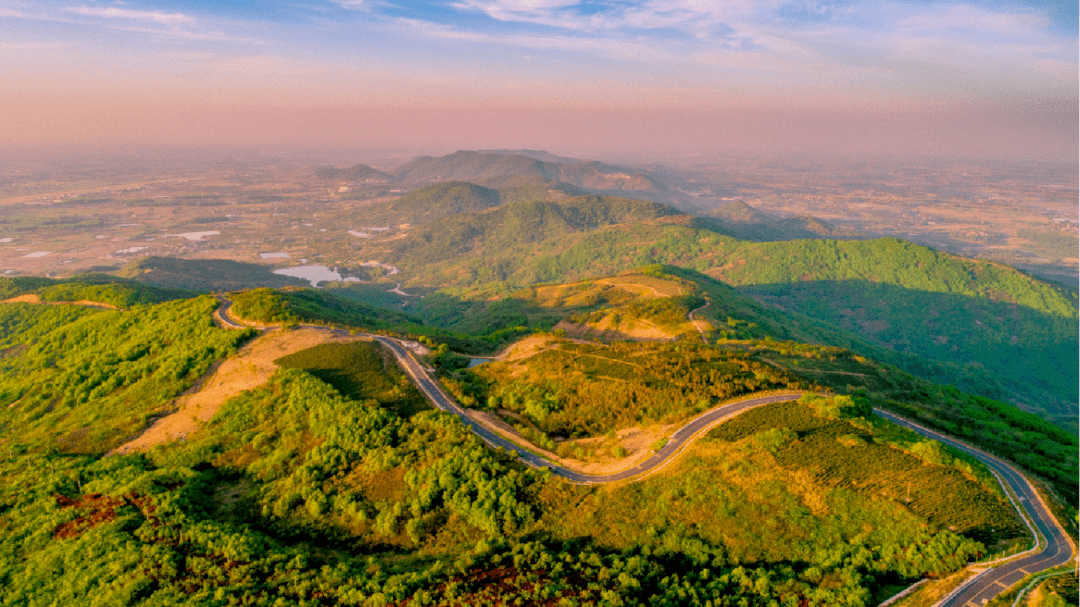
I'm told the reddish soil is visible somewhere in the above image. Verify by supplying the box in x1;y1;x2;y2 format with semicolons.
53;492;155;539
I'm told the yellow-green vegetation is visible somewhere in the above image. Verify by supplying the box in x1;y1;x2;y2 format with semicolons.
707;397;1024;546
532;397;1020;605
230;287;420;330
229;287;299;324
0;274;194;308
755;341;1079;510
359;181;502;227
467;338;811;439
0;328;1009;606
0;296;253;453
276;340;431;419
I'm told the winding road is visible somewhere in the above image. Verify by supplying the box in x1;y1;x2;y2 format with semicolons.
876;410;1075;607
376;334;800;483
215;297;1075;602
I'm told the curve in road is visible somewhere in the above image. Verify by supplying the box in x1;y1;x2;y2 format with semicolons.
215;297;1074;604
875;409;1075;607
381;329;802;483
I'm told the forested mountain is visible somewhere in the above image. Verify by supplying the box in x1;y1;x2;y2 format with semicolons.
349;198;1078;422
701;199;861;241
480;175;593;203
361;181;502;226
117;256;309;292
319;151;847;244
314;162;396;183
387;196;681;265
394;150;665;192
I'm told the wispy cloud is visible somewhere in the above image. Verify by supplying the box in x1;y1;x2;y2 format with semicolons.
384;16;674;60
0;41;67;49
64;6;193;24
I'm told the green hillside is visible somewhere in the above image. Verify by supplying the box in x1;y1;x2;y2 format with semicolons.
388;196;681;269
350;202;1077;421
700;199;862;241
0;274;195;308
230;286;421;330
0;298;1024;606
0;296;253;453
394;150;664;193
349;181;502;227
481;175;593;204
315;162;395;182
118;256;309;292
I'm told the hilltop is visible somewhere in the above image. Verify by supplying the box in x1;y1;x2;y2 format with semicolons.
117;256;308;292
394;150;666;192
314;162;395;183
346;181;502;227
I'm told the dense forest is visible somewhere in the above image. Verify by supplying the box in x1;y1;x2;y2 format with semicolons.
0;295;1025;606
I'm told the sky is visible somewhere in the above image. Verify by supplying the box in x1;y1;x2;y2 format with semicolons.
1;0;1076;160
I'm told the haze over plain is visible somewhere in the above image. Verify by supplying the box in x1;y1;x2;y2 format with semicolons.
1;0;1076;160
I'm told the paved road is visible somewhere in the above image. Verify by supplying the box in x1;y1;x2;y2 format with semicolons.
215;298;1075;601
875;409;1075;607
213;297;251;329
380;331;800;483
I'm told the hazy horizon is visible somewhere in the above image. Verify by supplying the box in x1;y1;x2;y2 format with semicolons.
2;0;1076;162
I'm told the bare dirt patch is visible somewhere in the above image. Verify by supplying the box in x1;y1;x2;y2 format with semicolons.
497;335;560;362
2;294;41;304
1;293;118;309
561;426;672;476
112;327;367;454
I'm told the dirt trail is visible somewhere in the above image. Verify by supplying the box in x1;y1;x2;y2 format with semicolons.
111;327;365;454
687;299;711;343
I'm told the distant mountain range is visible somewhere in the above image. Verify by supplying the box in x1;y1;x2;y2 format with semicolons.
317;150;666;192
392;150;666;192
700;199;862;241
326;152;854;242
314;163;395;183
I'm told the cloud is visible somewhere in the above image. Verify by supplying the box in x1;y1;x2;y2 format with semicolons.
331;0;373;10
384;16;673;60
0;42;64;49
64;6;193;24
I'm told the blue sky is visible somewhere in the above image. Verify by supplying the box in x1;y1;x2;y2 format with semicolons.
1;0;1076;157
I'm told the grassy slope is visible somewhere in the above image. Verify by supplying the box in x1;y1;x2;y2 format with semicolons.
0;274;196;308
0;297;254;454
